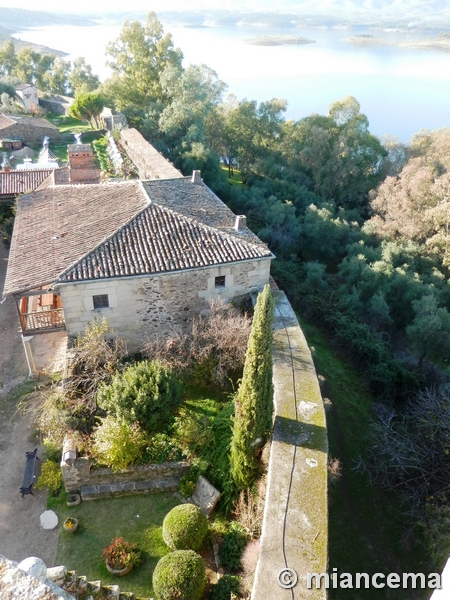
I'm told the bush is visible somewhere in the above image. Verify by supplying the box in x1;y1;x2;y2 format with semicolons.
219;527;249;571
209;575;242;600
179;472;197;498
162;503;208;551
96;360;181;434
91;416;147;471
153;550;206;600
143;433;185;464
35;460;63;496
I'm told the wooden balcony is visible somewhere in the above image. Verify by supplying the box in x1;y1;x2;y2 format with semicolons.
17;292;66;334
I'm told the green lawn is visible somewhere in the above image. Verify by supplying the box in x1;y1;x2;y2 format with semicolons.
54;493;181;599
221;166;247;188
299;318;430;600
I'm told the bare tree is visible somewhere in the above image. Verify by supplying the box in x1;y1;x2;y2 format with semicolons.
141;298;252;384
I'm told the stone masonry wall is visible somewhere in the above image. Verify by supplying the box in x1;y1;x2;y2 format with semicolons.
120;128;183;180
0;122;59;144
57;259;271;351
61;456;189;494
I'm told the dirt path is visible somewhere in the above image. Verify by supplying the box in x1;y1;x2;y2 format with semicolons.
0;242;59;566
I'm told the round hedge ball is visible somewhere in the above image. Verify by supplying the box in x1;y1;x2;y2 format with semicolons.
153;550;206;600
162;503;208;551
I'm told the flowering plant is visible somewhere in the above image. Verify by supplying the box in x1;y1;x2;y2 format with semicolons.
102;537;141;569
64;517;77;530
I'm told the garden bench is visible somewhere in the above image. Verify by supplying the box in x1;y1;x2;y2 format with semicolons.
20;448;39;498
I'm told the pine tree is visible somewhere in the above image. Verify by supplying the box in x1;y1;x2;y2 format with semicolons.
230;284;275;490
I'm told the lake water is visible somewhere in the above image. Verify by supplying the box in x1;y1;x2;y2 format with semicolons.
12;20;450;142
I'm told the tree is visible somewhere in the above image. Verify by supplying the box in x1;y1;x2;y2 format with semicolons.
406;294;450;366
282;96;387;210
13;48;55;89
369;128;450;266
223;97;287;183
102;12;183;112
0;40;17;76
230;284;275;490
159;63;227;147
42;57;71;95
68;57;100;96
70;91;104;129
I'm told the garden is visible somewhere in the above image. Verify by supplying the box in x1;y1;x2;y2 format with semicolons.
29;286;275;600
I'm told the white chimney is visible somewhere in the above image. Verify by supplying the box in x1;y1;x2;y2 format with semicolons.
234;215;247;231
191;170;202;184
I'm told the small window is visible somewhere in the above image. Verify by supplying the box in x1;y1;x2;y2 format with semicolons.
215;275;226;288
93;294;109;309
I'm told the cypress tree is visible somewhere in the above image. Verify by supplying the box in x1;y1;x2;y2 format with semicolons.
230;284;275;490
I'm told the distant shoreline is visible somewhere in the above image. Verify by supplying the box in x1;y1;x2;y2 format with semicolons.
0;33;68;57
245;35;316;47
344;33;450;52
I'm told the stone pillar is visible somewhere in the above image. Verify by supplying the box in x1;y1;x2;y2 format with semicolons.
21;336;38;378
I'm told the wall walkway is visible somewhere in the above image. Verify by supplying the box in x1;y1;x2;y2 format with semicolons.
252;290;328;600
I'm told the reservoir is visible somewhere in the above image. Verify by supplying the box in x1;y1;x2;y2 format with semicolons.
12;19;450;142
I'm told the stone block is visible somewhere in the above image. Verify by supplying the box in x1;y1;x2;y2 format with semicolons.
191;476;221;517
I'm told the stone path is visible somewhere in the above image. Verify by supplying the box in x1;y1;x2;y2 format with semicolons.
0;242;60;566
252;290;328;600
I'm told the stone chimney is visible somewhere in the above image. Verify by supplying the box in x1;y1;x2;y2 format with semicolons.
191;170;202;184
234;215;247;232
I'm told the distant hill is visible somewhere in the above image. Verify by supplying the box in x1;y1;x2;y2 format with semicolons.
95;1;450;30
0;30;68;57
0;7;96;30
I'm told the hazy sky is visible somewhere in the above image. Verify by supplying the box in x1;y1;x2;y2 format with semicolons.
1;0;450;20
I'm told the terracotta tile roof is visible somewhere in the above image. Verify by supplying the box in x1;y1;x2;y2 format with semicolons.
0;169;55;196
0;114;15;129
0;114;59;132
60;202;272;282
3;181;150;296
3;179;272;296
143;178;263;244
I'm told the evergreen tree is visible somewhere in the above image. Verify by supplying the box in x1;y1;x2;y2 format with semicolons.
230;284;275;490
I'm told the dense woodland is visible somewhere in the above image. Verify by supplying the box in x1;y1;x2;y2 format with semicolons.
2;11;450;566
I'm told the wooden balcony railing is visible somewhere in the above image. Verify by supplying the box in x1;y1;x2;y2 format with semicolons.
19;308;65;333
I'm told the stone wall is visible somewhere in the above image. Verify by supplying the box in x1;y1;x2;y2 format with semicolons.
119;128;183;180
57;259;271;351
0;122;59;144
61;454;189;499
252;291;328;600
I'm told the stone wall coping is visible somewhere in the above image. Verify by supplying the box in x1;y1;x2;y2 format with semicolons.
252;291;328;600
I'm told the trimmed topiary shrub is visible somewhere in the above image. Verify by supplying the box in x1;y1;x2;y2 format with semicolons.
162;503;208;551
153;550;206;600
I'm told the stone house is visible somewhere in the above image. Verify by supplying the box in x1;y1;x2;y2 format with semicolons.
14;83;39;113
2;174;273;352
0;114;59;146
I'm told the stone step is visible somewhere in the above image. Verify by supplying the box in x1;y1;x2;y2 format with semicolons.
101;583;121;599
81;477;180;500
87;579;103;595
76;574;88;594
119;592;136;600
